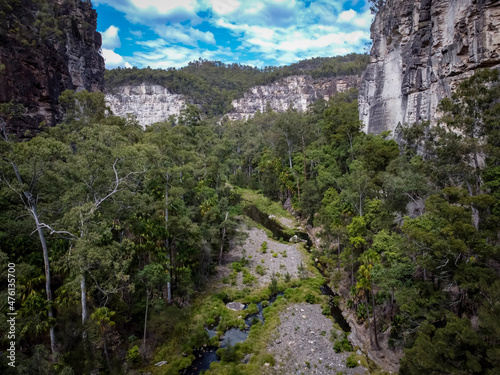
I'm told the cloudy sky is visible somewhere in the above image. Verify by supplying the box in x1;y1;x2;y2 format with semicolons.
93;0;373;70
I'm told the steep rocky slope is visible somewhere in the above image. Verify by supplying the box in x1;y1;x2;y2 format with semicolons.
359;0;500;134
105;85;186;127
106;75;359;127
0;0;104;136
225;75;359;122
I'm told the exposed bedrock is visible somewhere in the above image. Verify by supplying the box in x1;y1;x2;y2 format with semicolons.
359;0;500;134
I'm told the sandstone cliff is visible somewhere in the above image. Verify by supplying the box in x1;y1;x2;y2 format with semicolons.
106;85;187;127
106;75;359;126
225;75;359;121
0;0;104;136
359;0;500;134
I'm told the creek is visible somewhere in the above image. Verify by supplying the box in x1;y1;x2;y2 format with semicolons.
181;293;284;375
181;204;350;374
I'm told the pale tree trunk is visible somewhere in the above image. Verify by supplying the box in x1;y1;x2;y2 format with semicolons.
371;280;380;349
9;159;57;356
142;290;150;353
165;174;172;304
301;132;307;182
33;206;56;356
365;295;373;347
81;272;88;338
219;211;229;264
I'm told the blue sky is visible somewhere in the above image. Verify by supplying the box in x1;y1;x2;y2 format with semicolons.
93;0;373;70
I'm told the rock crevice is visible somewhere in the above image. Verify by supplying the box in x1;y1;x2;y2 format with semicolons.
0;0;104;136
359;0;500;134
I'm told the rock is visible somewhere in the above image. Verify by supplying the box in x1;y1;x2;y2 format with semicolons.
154;361;168;367
0;0;104;136
226;301;245;311
225;75;359;122
264;362;270;367
356;349;362;355
302;315;307;319
106;85;187;128
268;215;276;219
359;0;500;135
241;354;253;364
289;235;300;243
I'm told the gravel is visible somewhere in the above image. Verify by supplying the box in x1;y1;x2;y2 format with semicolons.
266;303;368;375
218;226;308;288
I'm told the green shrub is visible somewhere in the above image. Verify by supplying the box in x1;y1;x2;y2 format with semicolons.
284;272;291;283
261;241;268;253
126;345;141;365
217;343;238;363
242;268;256;285
256;265;265;276
334;336;353;353
269;274;279;294
346;355;358;368
305;293;316;304
272;252;278;258
231;262;243;272
260;353;276;366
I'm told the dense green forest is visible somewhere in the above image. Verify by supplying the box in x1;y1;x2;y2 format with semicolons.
104;54;369;117
1;68;500;374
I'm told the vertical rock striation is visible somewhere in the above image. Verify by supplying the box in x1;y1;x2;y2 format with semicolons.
0;0;104;136
225;75;359;122
105;85;187;128
359;0;500;134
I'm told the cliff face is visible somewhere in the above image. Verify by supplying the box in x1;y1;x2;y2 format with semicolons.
359;0;500;134
106;75;359;126
226;75;359;121
0;0;105;136
106;85;187;127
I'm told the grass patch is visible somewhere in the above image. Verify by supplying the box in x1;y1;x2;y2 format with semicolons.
237;188;295;219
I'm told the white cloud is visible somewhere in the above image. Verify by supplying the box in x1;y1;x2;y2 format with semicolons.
129;45;233;69
154;25;216;46
95;0;372;69
211;0;241;15
101;48;128;68
338;9;357;23
129;0;196;15
101;25;121;49
129;29;143;38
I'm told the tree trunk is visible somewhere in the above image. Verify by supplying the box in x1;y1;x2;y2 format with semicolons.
371;282;380;349
103;338;111;372
366;296;373;347
219;211;229;264
33;205;56;356
143;290;149;353
81;272;88;339
165;174;172;304
301;132;307;182
10;161;56;356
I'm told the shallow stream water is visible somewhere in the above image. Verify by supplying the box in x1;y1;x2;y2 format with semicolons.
181;204;350;374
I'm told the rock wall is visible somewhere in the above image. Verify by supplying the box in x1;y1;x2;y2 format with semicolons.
359;0;500;135
105;85;187;127
0;0;104;137
225;75;359;122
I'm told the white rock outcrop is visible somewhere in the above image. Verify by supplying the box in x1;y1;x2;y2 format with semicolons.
359;0;500;135
106;84;186;127
225;75;359;122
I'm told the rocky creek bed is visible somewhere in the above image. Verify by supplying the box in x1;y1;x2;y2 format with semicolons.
175;204;376;375
267;303;368;375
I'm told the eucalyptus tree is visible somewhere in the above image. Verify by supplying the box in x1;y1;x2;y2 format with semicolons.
0;127;68;356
